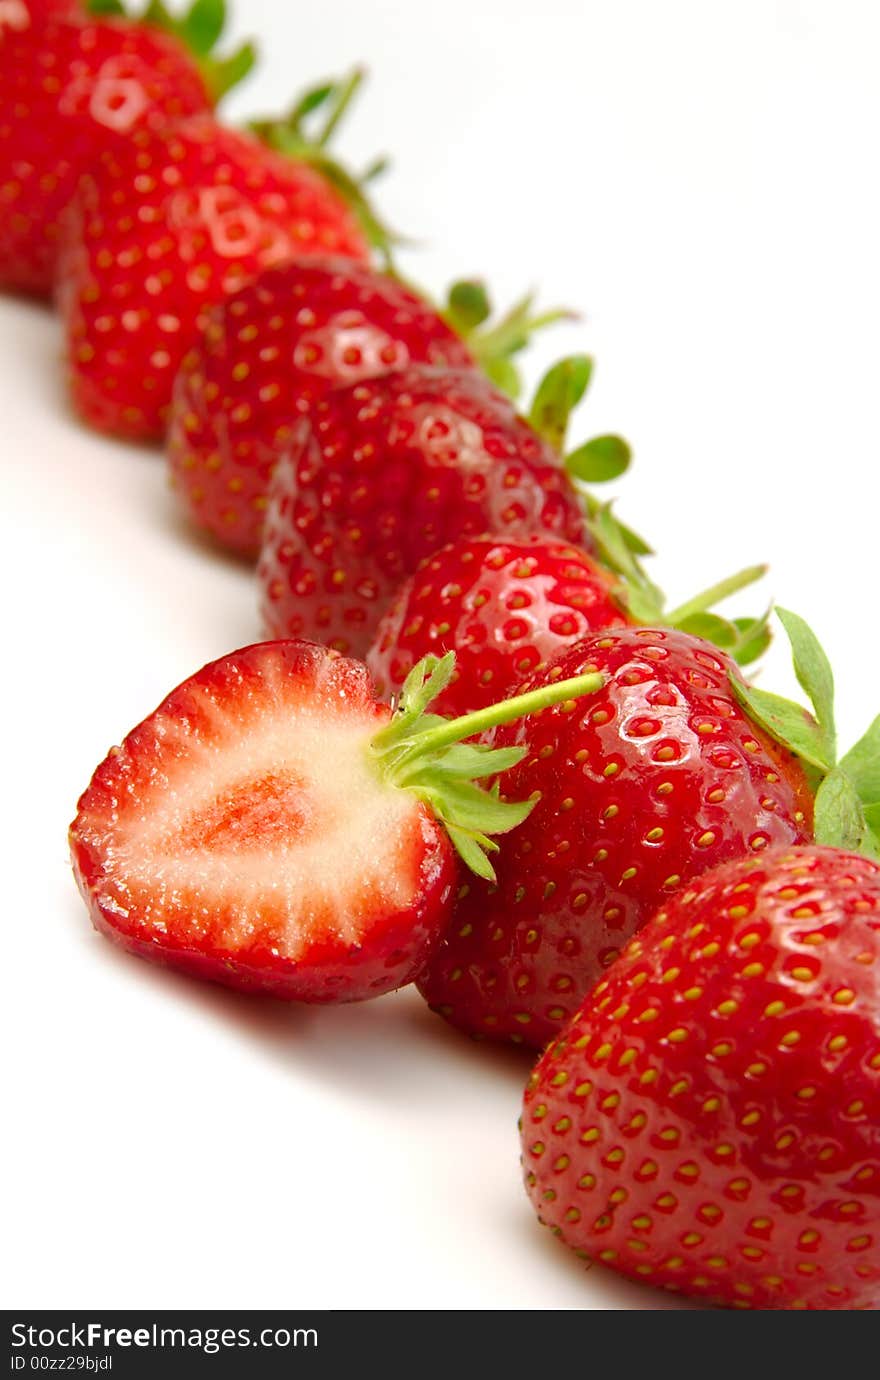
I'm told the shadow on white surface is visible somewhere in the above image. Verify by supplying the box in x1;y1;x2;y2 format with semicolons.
146;479;261;574
75;916;703;1311
84;919;534;1103
54;867;706;1309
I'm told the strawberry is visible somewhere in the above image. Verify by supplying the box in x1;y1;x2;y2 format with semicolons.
258;366;590;658
0;0;79;30
167;258;476;557
58;114;371;439
418;626;814;1049
521;843;880;1310
366;534;774;720
367;535;631;718
69;643;603;1001
164;261;570;558
0;1;254;296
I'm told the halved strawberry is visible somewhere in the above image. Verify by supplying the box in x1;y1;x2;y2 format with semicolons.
70;642;603;1001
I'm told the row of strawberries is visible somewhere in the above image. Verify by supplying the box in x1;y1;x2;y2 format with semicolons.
5;0;880;1313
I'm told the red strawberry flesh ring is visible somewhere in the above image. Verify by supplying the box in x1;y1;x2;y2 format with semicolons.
69;642;603;1001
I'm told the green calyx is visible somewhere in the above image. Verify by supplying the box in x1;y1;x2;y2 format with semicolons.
86;0;257;103
525;356;770;665
529;354;632;480
370;652;604;881
592;502;772;668
730;608;880;860
250;70;400;266
443;283;573;401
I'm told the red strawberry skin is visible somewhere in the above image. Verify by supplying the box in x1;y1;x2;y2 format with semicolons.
0;16;212;296
70;640;456;1002
367;535;630;717
1;0;79;29
168;258;475;557
419;628;813;1049
57;117;369;439
258;367;588;658
522;845;880;1311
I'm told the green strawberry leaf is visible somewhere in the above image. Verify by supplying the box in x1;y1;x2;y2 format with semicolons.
814;768;880;860
143;0;172;23
566;434;631;483
86;0;125;13
582;495;768;665
446;281;492;333
287;82;335;126
617;585;662;624
732;610;880;859
180;0;225;55
252;70;401;261
421;743;526;779
584;500;665;621
371;652;604;879
362;155;390;183
663;570;770;668
730;614;773;667
675;612;740;650
445;826;499;882
620;524;653;556
445;291;572;400
529;355;593;451
387;653;456;737
419;777;535;836
728;677;832;773
482;356;521;400
675;610;772;668
203;42;257;99
731;608;837;773
839;714;880;819
775;607;837;760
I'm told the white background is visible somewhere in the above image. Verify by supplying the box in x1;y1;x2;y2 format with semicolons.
3;0;879;1311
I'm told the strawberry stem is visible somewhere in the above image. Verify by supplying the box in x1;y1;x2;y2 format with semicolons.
387;670;604;770
370;653;604;880
582;496;772;666
665;564;768;624
440;285;573;401
314;67;364;149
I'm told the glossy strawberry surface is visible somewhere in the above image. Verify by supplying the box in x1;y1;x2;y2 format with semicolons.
522;845;880;1310
70;640;456;1002
58;116;369;438
258;366;587;658
367;535;630;716
0;15;211;295
168;258;474;556
419;627;813;1048
0;0;79;29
